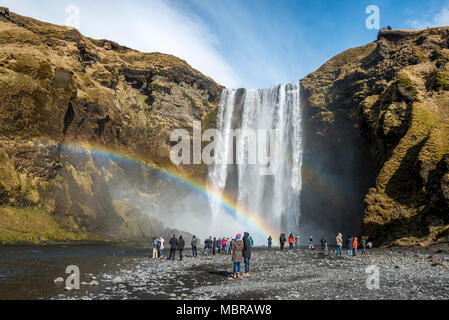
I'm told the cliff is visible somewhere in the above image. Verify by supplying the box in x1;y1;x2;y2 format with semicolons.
2;7;449;247
0;8;222;243
301;28;449;246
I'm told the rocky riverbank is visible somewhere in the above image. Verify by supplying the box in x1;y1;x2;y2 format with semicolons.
49;245;449;300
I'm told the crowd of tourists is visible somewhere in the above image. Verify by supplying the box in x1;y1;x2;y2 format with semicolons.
150;231;371;279
273;233;371;256
150;232;254;278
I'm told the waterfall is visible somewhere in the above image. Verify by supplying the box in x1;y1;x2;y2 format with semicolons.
207;83;303;244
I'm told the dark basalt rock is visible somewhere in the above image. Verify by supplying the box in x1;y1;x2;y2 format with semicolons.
301;27;449;246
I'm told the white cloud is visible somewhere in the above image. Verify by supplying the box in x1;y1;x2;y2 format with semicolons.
0;0;241;87
408;5;449;29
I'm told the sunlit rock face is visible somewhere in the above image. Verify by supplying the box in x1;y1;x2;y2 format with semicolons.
0;8;221;242
301;28;449;246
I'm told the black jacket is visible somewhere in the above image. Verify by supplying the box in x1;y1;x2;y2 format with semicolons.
178;237;185;250
280;234;286;243
169;236;178;249
347;237;353;249
243;232;252;259
361;237;367;249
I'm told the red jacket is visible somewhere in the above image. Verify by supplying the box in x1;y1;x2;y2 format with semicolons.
353;237;358;249
288;237;294;244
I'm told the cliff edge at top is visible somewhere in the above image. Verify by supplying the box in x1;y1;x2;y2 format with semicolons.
301;27;449;246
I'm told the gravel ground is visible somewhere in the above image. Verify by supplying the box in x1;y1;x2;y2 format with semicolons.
52;244;449;300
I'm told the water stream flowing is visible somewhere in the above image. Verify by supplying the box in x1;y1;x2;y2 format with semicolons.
207;83;303;244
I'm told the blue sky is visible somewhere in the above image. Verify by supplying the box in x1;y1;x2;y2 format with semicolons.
2;0;449;88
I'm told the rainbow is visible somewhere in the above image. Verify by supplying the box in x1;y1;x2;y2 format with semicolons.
56;141;280;244
301;157;355;206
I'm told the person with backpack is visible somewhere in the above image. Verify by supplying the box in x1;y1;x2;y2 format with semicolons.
279;233;286;251
288;233;295;251
336;233;343;257
168;234;178;260
191;235;198;257
178;235;185;260
231;234;244;279
152;237;159;259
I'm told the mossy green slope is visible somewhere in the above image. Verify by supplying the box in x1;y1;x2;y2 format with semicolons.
301;28;449;246
0;7;222;244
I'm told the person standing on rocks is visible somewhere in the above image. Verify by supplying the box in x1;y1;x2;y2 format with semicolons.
352;237;358;256
168;234;178;260
360;236;367;255
208;237;213;255
309;236;314;249
346;236;353;256
288;233;295;251
231;233;244;279
336;233;343;257
203;237;209;254
159;236;165;259
242;232;252;277
217;238;221;253
295;233;300;247
279;233;286;251
178;235;185;260
321;237;328;253
152;237;159;259
191;235;198;257
267;236;272;249
212;237;217;255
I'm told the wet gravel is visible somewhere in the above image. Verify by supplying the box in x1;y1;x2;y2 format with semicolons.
51;244;449;300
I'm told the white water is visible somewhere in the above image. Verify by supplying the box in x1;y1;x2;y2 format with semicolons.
207;84;303;244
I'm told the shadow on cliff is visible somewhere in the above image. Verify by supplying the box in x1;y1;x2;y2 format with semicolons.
362;212;430;245
385;136;429;205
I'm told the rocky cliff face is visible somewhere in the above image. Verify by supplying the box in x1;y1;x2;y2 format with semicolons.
301;28;449;246
0;8;222;243
2;7;448;247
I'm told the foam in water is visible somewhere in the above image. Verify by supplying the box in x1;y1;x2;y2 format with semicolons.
207;83;303;244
